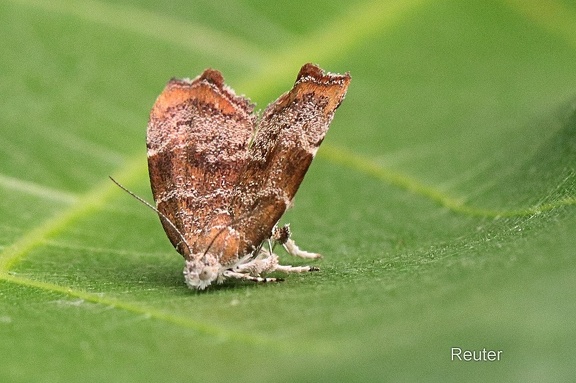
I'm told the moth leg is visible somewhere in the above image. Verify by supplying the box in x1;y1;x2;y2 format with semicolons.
235;250;320;279
267;238;275;256
283;238;322;259
274;263;320;273
235;251;279;275
272;224;322;259
222;270;282;284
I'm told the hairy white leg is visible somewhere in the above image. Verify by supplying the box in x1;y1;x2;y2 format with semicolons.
283;238;322;259
275;264;319;273
223;248;319;282
222;270;282;283
234;252;279;275
270;224;321;259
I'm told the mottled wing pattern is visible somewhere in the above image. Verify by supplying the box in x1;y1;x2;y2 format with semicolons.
228;64;351;259
147;70;255;258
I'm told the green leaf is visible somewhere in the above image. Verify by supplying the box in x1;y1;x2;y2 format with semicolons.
2;0;576;381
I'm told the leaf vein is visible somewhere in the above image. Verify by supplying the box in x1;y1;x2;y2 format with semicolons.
0;272;288;350
320;144;576;217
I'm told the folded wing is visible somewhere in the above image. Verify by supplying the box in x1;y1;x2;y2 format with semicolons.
147;70;255;258
229;63;351;254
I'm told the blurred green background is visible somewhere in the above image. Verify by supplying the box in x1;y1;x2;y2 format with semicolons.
1;0;576;381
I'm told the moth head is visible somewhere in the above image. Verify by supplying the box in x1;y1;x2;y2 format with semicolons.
183;257;221;290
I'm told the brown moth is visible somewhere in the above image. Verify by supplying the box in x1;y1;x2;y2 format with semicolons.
145;63;350;289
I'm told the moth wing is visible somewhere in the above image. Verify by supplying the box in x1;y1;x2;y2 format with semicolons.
230;63;351;251
147;70;255;258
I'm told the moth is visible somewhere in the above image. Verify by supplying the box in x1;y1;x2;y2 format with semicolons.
131;63;349;290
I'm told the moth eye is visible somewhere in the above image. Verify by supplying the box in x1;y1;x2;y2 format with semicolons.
199;267;214;281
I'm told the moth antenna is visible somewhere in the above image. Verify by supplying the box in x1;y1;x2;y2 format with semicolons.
109;176;193;256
